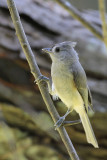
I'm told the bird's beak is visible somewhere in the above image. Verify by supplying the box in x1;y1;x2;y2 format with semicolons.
42;48;52;54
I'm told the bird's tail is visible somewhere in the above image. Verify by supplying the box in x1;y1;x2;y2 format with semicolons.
79;110;99;148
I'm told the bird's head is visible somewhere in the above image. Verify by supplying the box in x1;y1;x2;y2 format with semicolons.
42;41;78;62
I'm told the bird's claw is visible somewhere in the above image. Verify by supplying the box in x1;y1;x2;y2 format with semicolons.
54;116;65;130
34;75;49;84
54;118;81;130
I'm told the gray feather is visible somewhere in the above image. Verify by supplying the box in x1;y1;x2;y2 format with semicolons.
70;62;89;112
87;86;93;110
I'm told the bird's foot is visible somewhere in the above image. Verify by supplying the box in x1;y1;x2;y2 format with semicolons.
54;118;81;130
34;75;49;84
54;116;65;130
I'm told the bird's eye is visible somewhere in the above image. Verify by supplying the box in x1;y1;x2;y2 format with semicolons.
55;47;60;53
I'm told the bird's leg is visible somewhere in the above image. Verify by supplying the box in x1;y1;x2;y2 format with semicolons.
43;79;59;100
35;75;54;95
54;108;71;130
35;75;58;100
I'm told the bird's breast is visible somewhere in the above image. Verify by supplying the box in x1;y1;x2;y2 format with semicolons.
51;62;83;109
51;61;74;92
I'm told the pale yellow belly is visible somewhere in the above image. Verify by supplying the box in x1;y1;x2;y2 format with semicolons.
53;76;84;111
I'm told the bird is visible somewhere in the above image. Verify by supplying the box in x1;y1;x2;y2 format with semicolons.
42;41;99;148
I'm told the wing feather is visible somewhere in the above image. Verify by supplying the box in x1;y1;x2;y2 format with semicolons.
87;85;93;110
71;62;89;112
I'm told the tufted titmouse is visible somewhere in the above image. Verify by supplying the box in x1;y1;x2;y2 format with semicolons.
42;41;98;148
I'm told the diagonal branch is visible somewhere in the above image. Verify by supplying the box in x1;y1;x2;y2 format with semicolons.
98;0;107;48
7;0;80;159
55;0;103;41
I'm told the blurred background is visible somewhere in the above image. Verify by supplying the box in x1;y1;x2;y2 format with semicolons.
0;0;107;160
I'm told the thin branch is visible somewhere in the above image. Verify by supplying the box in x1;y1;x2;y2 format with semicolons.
7;0;80;159
63;119;81;126
55;0;103;41
98;0;107;48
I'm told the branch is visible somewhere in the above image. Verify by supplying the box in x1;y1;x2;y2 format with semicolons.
7;0;80;159
98;0;107;48
55;0;103;41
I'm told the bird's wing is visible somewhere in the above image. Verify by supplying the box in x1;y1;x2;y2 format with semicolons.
87;85;93;110
71;63;89;112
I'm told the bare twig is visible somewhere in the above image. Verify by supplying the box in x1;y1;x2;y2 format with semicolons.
63;119;81;126
55;0;103;40
98;0;107;48
7;0;80;159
